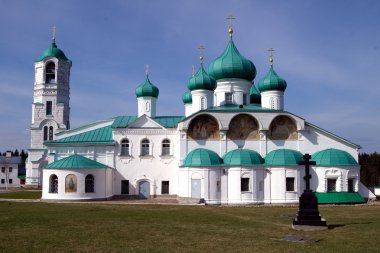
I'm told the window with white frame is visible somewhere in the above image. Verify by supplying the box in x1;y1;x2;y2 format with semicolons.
348;178;354;192
243;93;247;105
161;181;169;194
141;139;150;156
241;177;249;192
161;139;171;156
43;126;48;141
225;93;233;104
85;175;95;193
200;97;206;110
286;177;295;191
49;126;53;141
45;62;56;83
327;178;337;192
49;174;58;193
120;138;130;156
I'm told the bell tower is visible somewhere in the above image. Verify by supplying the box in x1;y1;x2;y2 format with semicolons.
26;27;72;187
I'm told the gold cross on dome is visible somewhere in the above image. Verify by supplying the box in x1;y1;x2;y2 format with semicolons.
226;15;235;37
198;45;205;64
145;64;149;76
52;25;56;41
268;48;275;66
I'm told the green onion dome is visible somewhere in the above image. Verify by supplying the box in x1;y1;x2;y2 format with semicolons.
258;66;287;92
250;84;261;104
208;39;256;81
182;90;192;104
223;149;264;166
188;66;216;91
265;149;303;166
312;148;358;166
35;40;70;62
182;148;222;167
135;76;159;98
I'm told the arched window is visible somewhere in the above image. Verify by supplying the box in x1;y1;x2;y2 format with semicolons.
141;139;150;156
161;139;171;156
120;139;130;156
49;126;54;141
43;126;48;141
200;97;206;110
45;62;56;83
49;174;58;193
85;175;95;193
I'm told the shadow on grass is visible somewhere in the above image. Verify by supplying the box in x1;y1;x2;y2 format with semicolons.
328;221;372;229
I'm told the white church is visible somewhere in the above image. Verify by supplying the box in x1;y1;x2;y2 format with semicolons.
25;23;372;204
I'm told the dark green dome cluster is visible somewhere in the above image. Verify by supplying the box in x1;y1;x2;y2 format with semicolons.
208;39;256;81
35;40;70;62
135;76;159;98
182;91;192;104
188;66;216;91
258;66;287;92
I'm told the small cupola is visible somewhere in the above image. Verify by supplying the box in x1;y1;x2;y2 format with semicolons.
182;90;192;104
35;26;70;62
249;84;261;105
136;65;159;117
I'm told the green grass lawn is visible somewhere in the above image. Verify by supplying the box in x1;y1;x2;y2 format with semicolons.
0;190;41;199
0;203;379;253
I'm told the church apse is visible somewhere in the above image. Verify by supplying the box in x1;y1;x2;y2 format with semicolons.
268;115;297;140
227;114;259;140
187;115;220;140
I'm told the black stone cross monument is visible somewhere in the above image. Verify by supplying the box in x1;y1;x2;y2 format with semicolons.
292;154;327;227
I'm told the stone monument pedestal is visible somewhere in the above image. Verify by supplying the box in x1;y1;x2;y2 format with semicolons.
293;190;327;227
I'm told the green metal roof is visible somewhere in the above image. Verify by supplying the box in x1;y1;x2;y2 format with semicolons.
45;126;113;145
312;148;358;166
182;148;222;167
135;76;159;98
208;39;256;81
249;84;261;104
188;65;216;91
45;155;111;169
223;149;264;166
265;149;303;166
182;90;192;104
315;192;366;204
258;66;287;92
35;40;70;62
112;116;183;129
153;116;185;128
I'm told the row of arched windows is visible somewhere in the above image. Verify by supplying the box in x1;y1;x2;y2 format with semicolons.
187;114;298;141
43;126;54;141
120;138;171;157
49;174;94;193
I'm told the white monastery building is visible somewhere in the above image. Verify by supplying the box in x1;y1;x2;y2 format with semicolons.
25;23;374;204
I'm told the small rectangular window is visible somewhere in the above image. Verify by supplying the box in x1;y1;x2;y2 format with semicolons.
161;181;169;194
1;167;5;173
216;180;221;193
348;179;354;192
243;94;247;105
121;180;129;194
225;93;233;104
286;177;295;191
9;167;12;173
9;179;12;184
46;101;53;115
327;179;337;192
241;178;249;192
1;179;4;184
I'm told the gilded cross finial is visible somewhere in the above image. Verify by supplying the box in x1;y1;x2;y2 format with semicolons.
226;15;235;38
145;64;149;77
52;25;56;42
268;48;275;66
192;65;196;77
198;45;205;65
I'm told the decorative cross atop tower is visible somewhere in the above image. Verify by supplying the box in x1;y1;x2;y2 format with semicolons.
145;64;149;77
298;153;316;192
198;45;205;65
52;25;56;41
226;15;235;37
268;48;275;66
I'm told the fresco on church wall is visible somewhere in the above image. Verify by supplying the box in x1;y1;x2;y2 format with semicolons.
227;114;259;140
268;116;297;140
187;115;220;140
65;174;77;192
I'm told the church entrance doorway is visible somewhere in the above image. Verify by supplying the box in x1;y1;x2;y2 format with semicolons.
191;179;201;199
139;180;150;199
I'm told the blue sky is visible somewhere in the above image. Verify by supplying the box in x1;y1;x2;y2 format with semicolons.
0;0;379;153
